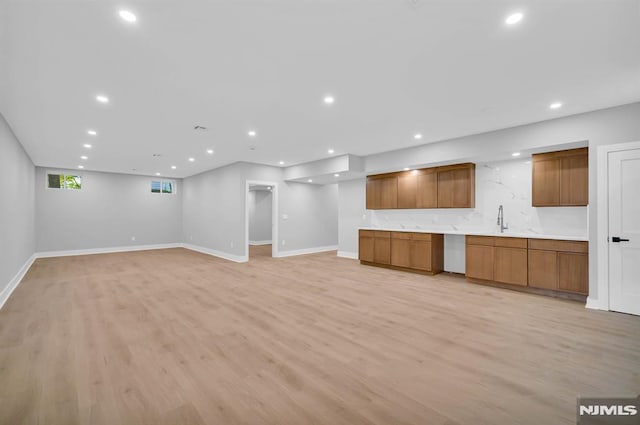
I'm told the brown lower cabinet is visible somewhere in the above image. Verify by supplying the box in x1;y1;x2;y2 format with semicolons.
359;230;391;264
465;236;528;286
528;239;588;294
359;230;443;275
466;235;588;297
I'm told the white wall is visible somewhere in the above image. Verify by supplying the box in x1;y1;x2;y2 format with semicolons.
249;190;272;244
35;168;183;252
337;178;370;258
0;113;35;302
183;162;338;261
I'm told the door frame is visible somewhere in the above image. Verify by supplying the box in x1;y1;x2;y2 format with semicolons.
594;140;640;311
245;180;279;259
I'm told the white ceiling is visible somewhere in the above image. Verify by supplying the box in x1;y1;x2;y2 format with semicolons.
1;0;639;179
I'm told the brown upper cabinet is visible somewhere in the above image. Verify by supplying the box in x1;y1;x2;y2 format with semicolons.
532;147;588;207
436;164;475;208
366;175;398;209
366;163;474;210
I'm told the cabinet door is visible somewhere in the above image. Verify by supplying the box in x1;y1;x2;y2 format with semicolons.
494;247;528;286
410;240;432;271
391;235;411;268
560;154;588;206
558;252;588;294
379;177;398;209
532;158;560;206
528;249;558;290
438;167;474;208
397;173;417;209
374;233;391;265
466;244;494;281
416;170;437;208
366;178;379;209
359;232;374;262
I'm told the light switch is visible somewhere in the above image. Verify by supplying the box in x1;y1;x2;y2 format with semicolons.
282;214;289;220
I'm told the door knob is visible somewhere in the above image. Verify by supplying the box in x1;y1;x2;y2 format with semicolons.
612;236;630;243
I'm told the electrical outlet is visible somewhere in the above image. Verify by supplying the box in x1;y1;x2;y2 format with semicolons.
190;235;193;241
131;236;136;241
282;214;288;220
282;240;286;246
230;241;234;248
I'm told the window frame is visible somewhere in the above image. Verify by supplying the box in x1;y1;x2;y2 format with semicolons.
151;179;176;195
46;171;83;190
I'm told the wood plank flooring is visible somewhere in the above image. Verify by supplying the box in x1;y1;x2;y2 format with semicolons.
1;247;639;425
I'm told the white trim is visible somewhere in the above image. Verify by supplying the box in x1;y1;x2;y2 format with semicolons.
36;243;182;258
183;243;248;263
0;254;37;310
249;240;272;246
594;140;640;312
245;180;279;259
275;245;338;258
337;251;358;259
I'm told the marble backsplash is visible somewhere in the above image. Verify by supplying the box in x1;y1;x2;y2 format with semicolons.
370;159;588;238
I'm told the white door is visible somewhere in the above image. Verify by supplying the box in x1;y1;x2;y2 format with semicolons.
608;148;640;315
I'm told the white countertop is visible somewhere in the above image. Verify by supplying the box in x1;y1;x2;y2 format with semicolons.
359;227;588;242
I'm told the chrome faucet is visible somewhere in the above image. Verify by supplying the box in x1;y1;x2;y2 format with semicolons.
497;205;508;233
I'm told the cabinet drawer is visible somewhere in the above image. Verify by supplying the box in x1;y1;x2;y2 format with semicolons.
411;233;432;241
466;235;495;246
494;237;528;249
359;230;374;237
373;231;391;238
528;239;587;253
391;232;412;240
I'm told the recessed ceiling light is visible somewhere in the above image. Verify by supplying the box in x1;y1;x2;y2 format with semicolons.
87;130;97;136
323;95;335;105
206;149;214;154
267;186;272;190
549;102;563;109
512;152;521;157
328;149;335;154
247;130;257;137
155;172;161;176
334;174;340;177
403;167;410;171
505;12;523;25
80;155;88;160
119;10;137;23
188;157;195;162
78;165;84;169
414;133;423;140
307;179;313;183
171;165;177;169
83;144;92;148
96;95;109;104
279;161;285;165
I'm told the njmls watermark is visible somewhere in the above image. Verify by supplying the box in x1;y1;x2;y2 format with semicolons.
577;396;639;424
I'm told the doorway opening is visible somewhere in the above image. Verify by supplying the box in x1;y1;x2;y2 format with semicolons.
245;180;278;260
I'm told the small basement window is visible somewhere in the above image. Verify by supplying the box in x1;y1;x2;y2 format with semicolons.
151;180;175;194
47;173;82;190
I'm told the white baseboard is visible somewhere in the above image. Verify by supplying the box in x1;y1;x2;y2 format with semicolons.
249;240;272;246
0;254;37;310
337;251;358;260
586;296;608;311
36;243;183;258
183;243;248;263
275;245;338;258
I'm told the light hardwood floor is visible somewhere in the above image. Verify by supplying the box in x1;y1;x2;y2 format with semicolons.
1;248;639;425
